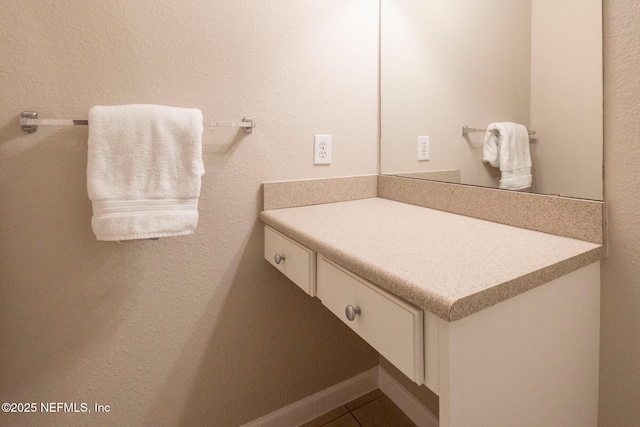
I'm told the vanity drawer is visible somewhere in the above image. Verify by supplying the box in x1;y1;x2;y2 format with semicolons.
264;226;317;296
317;255;424;385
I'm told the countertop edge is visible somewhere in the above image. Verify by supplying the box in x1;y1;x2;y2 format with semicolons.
447;247;603;321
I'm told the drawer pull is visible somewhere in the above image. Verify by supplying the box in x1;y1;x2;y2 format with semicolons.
345;305;361;321
274;253;286;264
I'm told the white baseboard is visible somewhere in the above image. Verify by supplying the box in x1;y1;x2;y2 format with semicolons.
242;365;439;427
378;367;439;427
241;367;378;427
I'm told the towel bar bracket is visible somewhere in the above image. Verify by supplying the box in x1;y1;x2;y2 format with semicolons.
20;111;38;133
462;125;483;137
242;117;254;134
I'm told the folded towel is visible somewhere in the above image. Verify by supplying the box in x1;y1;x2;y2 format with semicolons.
87;104;205;241
482;122;532;190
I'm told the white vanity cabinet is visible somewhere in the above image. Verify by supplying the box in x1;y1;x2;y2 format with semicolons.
260;194;603;427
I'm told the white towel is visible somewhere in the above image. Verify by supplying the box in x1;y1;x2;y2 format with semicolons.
482;122;532;190
87;104;205;241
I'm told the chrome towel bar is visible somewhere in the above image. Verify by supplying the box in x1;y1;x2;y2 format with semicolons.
462;125;535;137
20;111;255;134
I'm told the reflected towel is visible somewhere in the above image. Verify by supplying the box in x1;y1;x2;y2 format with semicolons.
482;122;532;190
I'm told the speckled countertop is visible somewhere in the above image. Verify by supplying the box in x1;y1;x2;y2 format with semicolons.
260;197;603;321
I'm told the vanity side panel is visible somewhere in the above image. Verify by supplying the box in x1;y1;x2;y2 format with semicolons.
424;310;440;395
441;262;600;427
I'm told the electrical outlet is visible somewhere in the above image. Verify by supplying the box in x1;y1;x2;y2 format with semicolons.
418;136;430;161
314;135;331;165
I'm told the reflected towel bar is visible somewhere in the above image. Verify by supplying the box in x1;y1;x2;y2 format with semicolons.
20;111;255;134
462;125;535;137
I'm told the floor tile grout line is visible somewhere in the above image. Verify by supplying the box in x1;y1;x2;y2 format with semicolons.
347;395;384;427
318;411;361;427
314;391;406;427
317;407;349;427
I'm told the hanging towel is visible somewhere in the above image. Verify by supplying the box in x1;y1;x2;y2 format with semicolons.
482;122;532;190
87;104;205;241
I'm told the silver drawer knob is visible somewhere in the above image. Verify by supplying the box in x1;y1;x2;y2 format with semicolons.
345;305;361;321
274;253;286;264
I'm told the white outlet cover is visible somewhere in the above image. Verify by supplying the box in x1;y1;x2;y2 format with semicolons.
314;134;332;165
418;136;430;161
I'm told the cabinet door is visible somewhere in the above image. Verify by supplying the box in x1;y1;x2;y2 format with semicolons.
317;255;424;385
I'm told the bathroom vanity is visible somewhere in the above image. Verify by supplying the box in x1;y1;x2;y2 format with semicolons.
260;176;603;427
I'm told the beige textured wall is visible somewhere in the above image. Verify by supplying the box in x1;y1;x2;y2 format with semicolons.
381;0;532;186
530;0;603;200
599;0;640;425
0;1;379;426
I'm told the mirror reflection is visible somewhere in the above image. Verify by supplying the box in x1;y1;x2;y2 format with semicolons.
381;0;603;200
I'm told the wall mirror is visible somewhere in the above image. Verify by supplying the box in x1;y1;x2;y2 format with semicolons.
380;0;603;200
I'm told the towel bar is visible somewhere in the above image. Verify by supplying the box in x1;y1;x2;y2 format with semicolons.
462;125;535;137
19;111;255;134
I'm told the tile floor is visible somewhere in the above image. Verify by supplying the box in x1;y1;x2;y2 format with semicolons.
299;389;416;427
